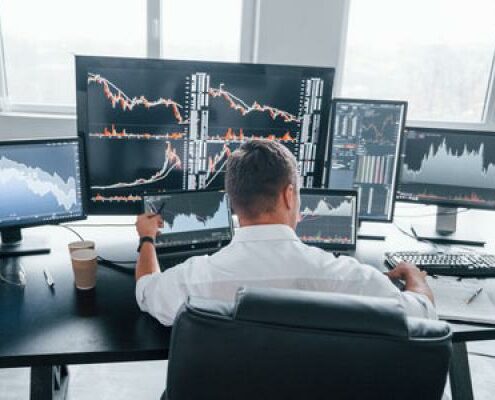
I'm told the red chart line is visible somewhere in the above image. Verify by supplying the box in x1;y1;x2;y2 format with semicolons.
209;84;301;123
88;73;187;124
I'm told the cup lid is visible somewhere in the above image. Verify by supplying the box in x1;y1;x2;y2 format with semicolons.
71;248;97;261
69;240;95;248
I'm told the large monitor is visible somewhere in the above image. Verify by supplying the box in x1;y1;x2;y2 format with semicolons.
397;127;495;245
76;56;334;214
326;99;407;224
296;189;358;252
0;138;86;257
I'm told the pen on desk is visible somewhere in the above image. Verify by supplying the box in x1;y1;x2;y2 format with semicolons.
466;287;483;304
43;267;54;288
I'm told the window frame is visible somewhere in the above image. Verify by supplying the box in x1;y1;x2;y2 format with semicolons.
0;0;163;115
337;0;495;131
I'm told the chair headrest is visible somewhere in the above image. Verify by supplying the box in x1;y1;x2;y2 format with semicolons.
233;287;409;337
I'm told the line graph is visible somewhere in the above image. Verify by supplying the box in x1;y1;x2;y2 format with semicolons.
88;73;187;124
208;127;296;142
300;197;354;218
402;139;495;189
89;125;185;140
0;156;78;212
91;141;182;190
209;84;301;123
205;143;234;187
361;114;396;142
91;194;142;203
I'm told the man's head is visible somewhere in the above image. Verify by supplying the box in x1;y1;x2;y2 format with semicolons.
225;139;300;228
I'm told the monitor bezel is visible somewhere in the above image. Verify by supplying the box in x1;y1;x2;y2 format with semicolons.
0;136;88;231
298;188;359;251
142;188;234;254
76;55;335;215
397;126;495;211
326;97;408;223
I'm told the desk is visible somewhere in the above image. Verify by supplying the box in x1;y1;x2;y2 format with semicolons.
1;210;495;400
0;225;170;399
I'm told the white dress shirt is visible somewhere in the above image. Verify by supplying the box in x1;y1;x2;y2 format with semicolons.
136;224;436;326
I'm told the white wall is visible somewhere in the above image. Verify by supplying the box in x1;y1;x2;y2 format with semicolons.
0;113;76;139
242;0;349;91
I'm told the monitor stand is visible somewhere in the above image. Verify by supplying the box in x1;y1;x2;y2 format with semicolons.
0;228;51;257
412;206;485;247
0;257;27;286
357;222;386;241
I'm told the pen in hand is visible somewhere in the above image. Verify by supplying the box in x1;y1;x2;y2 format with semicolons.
465;287;483;304
148;203;165;218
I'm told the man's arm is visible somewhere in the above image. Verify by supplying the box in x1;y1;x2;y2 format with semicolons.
385;262;434;304
135;213;164;281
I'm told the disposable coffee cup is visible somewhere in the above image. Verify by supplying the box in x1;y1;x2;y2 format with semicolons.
68;240;95;254
71;249;98;290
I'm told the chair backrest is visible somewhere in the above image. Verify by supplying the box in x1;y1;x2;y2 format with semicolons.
166;287;452;400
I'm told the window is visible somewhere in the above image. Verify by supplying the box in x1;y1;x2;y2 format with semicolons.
0;0;146;108
162;0;242;62
0;0;243;111
341;0;495;123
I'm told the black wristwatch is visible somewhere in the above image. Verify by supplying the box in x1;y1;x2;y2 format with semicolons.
137;236;155;253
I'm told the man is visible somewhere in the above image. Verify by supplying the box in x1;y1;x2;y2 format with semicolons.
135;140;435;326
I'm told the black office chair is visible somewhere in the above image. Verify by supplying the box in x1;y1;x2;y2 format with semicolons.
165;287;452;400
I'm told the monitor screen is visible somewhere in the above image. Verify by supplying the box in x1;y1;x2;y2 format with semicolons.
327;99;406;222
77;56;334;214
397;127;495;209
0;139;85;229
143;190;232;250
296;189;357;250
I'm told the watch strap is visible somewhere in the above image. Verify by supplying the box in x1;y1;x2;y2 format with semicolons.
137;236;155;253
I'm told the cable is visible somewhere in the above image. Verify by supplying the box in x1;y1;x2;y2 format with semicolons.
56;224;136;274
468;352;495;359
57;224;85;241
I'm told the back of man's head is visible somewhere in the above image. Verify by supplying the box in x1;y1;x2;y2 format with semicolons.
225;139;299;223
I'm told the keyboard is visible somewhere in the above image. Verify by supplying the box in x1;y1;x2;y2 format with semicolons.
384;251;495;278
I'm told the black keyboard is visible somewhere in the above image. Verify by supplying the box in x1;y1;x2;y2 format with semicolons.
384;251;495;278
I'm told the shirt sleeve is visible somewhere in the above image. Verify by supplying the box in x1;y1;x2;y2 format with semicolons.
323;256;437;320
135;262;191;326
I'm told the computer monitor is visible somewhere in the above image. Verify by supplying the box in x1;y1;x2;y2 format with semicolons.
0;138;86;257
142;190;233;255
397;126;495;246
76;56;334;215
296;189;358;252
327;98;407;222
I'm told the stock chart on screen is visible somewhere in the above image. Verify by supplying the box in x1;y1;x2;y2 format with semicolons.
143;191;232;249
397;128;495;208
77;56;334;214
0;141;84;227
327;100;406;221
296;191;357;248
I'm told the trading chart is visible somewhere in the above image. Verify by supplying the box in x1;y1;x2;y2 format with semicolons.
296;193;356;246
0;142;83;223
398;128;495;207
77;57;334;214
144;191;232;248
328;100;406;221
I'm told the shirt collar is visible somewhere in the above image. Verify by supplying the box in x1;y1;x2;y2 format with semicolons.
232;224;301;243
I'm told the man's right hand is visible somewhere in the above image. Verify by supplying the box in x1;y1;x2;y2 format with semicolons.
135;213;164;239
385;262;434;304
